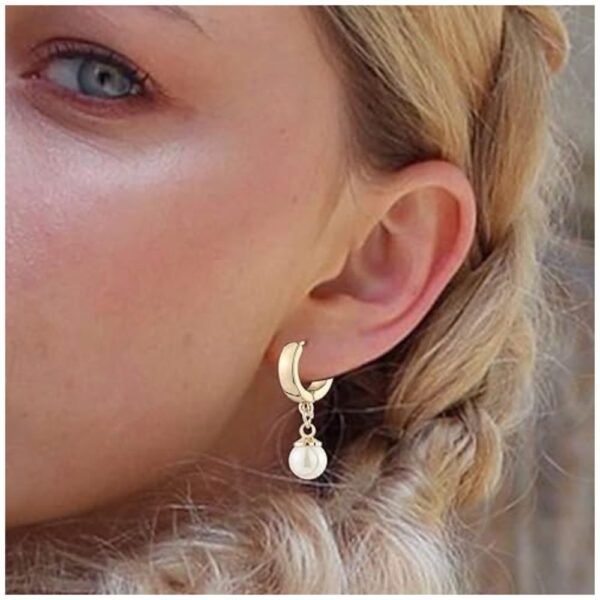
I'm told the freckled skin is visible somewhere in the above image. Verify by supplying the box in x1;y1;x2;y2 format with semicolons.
6;6;347;526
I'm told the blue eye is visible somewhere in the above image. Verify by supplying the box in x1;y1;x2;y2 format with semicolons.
30;39;150;100
45;56;141;98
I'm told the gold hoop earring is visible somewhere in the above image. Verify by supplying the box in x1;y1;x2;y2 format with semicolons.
278;340;333;480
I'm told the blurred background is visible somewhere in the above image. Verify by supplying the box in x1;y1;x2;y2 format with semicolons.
476;6;594;593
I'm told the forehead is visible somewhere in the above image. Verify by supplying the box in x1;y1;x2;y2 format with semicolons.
181;6;338;95
183;6;343;111
183;6;316;47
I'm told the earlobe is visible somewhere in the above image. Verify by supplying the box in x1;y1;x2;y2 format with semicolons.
267;160;476;382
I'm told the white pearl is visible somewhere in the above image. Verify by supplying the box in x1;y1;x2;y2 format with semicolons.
288;443;328;480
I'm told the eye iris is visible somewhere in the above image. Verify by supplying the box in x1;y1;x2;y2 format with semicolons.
77;59;133;98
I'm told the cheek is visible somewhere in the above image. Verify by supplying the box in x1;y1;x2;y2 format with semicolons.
6;96;334;525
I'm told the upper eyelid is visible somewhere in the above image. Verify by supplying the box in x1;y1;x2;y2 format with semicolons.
27;38;152;86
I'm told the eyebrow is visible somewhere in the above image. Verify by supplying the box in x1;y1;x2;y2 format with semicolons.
144;5;210;38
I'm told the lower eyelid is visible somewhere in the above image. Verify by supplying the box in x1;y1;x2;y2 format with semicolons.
20;73;157;120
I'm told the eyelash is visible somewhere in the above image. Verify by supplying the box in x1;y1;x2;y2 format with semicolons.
23;38;158;113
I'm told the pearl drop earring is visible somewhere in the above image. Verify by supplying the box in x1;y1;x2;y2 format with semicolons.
278;340;333;480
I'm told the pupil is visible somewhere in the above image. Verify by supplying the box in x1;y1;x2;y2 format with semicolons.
97;69;111;87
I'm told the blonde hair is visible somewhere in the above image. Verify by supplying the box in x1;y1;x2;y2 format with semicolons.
7;6;570;593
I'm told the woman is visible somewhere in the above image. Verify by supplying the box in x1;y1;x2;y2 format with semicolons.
6;5;569;593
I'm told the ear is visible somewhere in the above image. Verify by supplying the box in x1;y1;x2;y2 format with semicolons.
266;160;476;382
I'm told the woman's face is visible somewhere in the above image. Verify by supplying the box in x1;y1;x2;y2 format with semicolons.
6;6;347;527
